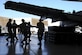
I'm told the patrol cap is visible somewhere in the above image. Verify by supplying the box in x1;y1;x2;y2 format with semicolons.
22;19;25;21
9;19;12;21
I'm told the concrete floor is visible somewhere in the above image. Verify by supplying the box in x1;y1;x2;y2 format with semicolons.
0;34;82;55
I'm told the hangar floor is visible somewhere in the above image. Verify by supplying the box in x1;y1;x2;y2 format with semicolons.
0;34;82;55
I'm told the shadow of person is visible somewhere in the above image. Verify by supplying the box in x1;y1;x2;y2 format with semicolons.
6;42;16;55
37;45;42;55
39;44;42;49
22;44;30;55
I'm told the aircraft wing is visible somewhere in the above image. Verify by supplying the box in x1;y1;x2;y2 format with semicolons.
4;1;64;20
4;1;82;23
64;13;82;22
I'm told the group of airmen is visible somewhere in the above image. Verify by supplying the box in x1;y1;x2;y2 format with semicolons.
6;18;44;45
